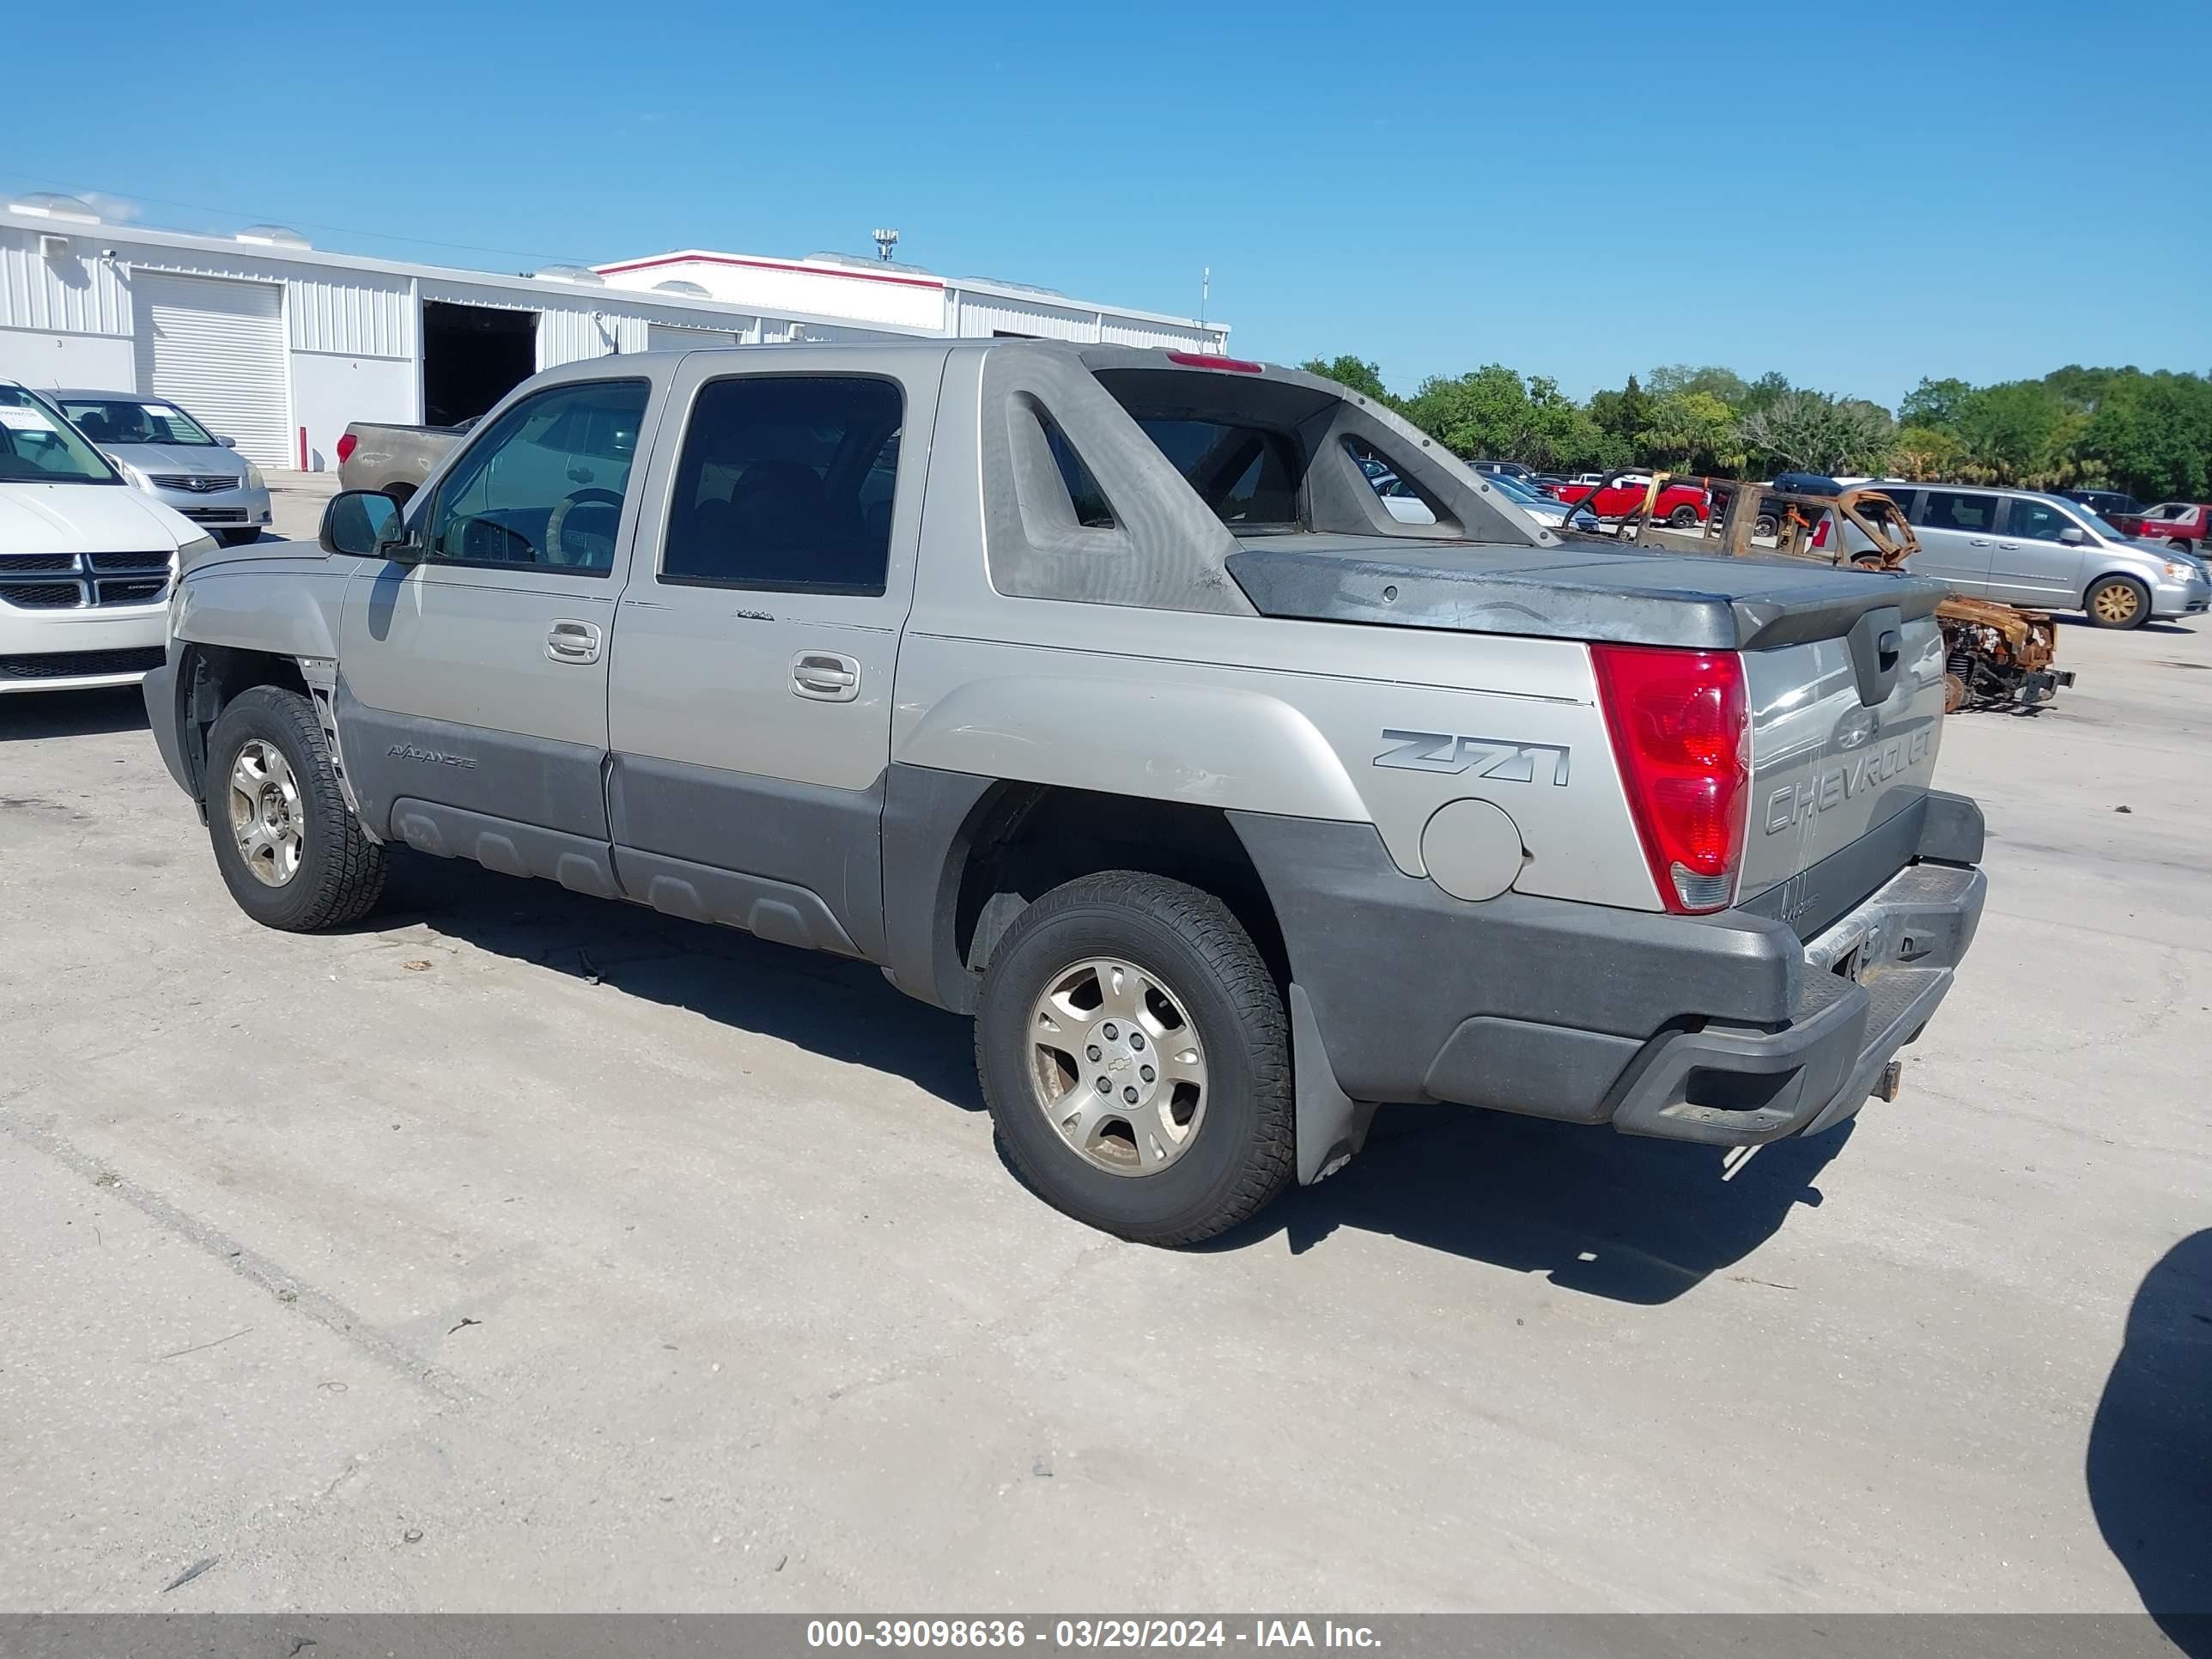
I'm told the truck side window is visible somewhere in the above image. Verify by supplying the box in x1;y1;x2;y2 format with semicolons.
420;380;648;574
1040;414;1115;529
661;375;903;595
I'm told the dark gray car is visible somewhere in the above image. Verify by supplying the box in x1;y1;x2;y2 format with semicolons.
53;391;271;546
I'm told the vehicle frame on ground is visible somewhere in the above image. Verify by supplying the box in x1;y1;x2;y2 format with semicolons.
146;342;1988;1243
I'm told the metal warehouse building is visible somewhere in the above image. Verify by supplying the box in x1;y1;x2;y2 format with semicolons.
0;193;1229;473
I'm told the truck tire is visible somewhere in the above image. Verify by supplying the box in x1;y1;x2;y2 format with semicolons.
2086;574;2150;629
975;871;1295;1246
1668;504;1699;527
203;684;386;931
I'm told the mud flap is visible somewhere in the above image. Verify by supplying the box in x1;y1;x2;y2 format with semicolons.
1291;982;1377;1184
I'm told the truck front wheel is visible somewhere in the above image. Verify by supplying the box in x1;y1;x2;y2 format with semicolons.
203;684;387;931
975;872;1295;1246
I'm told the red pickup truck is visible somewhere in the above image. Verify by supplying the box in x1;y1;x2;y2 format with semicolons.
2113;501;2212;554
1550;475;1711;527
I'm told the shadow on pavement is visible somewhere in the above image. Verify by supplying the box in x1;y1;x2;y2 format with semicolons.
2053;614;2196;636
384;850;1844;1300
0;686;148;740
2088;1229;2212;1655
1218;1101;1849;1301
379;849;985;1115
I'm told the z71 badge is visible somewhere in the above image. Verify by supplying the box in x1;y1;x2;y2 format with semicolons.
1373;729;1571;785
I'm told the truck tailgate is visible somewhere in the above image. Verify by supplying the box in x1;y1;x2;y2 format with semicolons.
1226;538;1960;930
1224;538;1949;652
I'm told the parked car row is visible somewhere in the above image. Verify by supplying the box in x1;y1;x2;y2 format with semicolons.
1372;455;2212;634
0;382;210;695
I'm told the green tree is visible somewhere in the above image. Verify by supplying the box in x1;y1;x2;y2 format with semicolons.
1400;366;1620;471
2079;373;2212;500
1889;425;1965;480
1646;364;1751;408
1899;377;1973;429
1637;391;1744;474
1589;374;1655;447
1299;355;1397;409
1948;381;2070;484
1739;391;1896;475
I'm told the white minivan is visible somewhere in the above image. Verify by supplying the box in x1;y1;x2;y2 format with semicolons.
1;382;210;694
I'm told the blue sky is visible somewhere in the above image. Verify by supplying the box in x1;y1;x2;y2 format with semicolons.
12;0;2209;408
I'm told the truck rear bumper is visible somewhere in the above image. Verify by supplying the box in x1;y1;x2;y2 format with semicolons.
1607;861;1984;1146
1229;795;1985;1153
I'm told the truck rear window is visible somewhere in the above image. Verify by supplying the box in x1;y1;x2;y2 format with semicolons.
1133;419;1301;527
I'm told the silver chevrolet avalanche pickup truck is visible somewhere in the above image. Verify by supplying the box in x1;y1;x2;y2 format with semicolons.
145;343;1987;1244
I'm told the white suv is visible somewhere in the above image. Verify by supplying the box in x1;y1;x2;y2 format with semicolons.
1;383;211;694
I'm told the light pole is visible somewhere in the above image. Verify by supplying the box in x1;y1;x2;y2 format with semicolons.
872;228;900;263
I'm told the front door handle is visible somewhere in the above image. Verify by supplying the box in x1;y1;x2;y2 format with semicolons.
792;651;860;702
546;618;603;664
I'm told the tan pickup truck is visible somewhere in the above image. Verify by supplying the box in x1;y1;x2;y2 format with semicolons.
334;417;473;502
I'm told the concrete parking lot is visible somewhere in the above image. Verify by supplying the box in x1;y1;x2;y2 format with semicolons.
2;495;2207;1615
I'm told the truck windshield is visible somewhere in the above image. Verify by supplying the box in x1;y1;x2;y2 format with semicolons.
0;386;121;484
57;397;218;447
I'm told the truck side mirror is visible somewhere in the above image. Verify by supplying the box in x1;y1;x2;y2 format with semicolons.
321;489;412;559
215;435;237;448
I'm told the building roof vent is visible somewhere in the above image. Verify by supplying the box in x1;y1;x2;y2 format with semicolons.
958;276;1068;299
235;224;312;249
7;191;100;223
534;264;607;285
804;250;939;276
651;278;712;297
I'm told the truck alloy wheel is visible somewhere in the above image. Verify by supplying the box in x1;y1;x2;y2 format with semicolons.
1026;957;1208;1176
203;684;387;932
975;871;1295;1245
228;739;306;887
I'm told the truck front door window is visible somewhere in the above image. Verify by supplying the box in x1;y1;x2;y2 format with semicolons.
421;380;648;574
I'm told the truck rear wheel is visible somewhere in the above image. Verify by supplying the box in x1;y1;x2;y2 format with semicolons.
204;684;386;931
975;872;1294;1246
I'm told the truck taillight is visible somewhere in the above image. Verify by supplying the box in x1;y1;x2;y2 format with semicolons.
1592;643;1750;914
336;433;357;465
1810;514;1830;550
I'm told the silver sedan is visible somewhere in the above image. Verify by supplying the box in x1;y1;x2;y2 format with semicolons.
52;390;272;546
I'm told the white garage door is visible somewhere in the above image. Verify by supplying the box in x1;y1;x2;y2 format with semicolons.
647;323;738;354
132;273;289;468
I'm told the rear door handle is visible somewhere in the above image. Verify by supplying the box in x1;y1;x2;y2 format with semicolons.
1968;538;1992;546
546;618;603;664
792;651;860;702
